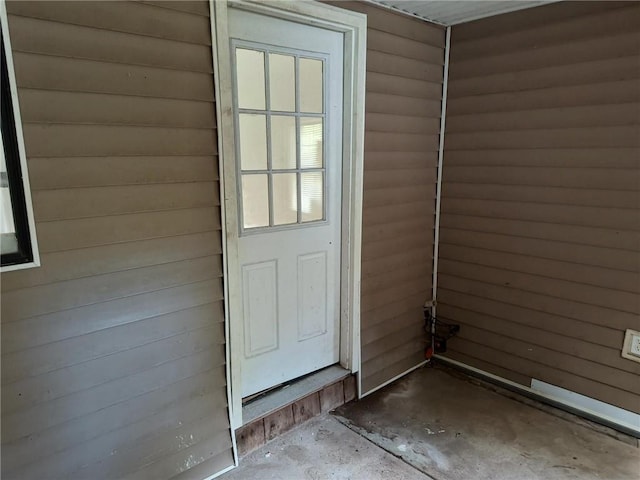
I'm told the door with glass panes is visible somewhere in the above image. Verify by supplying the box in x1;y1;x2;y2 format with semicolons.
229;8;344;397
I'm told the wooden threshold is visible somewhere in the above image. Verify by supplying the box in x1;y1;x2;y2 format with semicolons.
236;365;357;456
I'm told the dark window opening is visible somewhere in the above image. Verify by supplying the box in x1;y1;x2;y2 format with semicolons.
1;29;34;267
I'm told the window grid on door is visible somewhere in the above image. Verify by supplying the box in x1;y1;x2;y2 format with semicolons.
233;43;327;232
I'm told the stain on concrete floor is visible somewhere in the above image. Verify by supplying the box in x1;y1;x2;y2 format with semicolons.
223;414;429;480
223;365;639;479
334;365;639;480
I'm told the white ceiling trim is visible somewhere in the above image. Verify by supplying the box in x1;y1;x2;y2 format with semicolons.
367;0;560;26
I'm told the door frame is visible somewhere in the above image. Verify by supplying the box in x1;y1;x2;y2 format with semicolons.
209;0;367;431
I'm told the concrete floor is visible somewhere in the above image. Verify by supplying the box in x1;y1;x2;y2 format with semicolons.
223;415;429;480
224;365;639;480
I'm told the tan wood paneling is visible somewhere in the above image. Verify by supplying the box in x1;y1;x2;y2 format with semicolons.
368;28;444;64
440;228;639;272
440;258;639;314
443;148;640;169
363;200;437;227
20;89;217;128
1;2;234;479
6;1;212;44
439;305;640;376
14;52;215;101
441;198;639;231
362;322;425;364
361;308;424;346
439;243;640;294
2;256;220;333
365;168;437;189
446;126;640;150
141;1;211;17
27;155;218;190
440;214;640;252
23;124;216;157
366;112;440;134
2;369;228;480
363;216;434;244
366;72;443;100
447;104;640;132
448;79;640;115
445;337;640;414
438;288;625;349
364;185;436;209
120;431;233;480
364;292;426;327
36;207;221;253
443;350;531;387
1;231;222;292
443;182;639;209
2;305;224;413
7;14;213;73
451;1;630;42
332;1;444;395
362;231;432;261
365;151;440;171
453;4;639;60
362;350;425;394
449;55;640;98
365;132;440;152
450;31;640;79
33;182;219;221
439;0;640;414
439;274;640;333
2;349;224;469
14;388;226;480
444;165;640;190
3;279;224;353
362;260;433;297
366;91;442;117
367;50;444;83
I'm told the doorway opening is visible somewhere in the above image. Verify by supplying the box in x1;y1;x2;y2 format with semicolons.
210;0;367;430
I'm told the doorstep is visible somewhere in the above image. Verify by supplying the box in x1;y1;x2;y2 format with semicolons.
236;365;357;456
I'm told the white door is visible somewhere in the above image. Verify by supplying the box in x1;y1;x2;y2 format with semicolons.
228;8;344;398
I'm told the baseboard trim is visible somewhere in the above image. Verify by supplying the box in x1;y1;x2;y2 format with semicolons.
435;355;640;439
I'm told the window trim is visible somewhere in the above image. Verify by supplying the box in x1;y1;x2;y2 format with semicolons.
1;4;39;272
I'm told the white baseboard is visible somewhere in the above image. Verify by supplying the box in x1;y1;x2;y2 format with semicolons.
435;355;640;437
531;379;640;436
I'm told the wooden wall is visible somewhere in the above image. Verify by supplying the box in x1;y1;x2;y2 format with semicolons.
330;1;446;394
439;1;640;413
1;2;234;478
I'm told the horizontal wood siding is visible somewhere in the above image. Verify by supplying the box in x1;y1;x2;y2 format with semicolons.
1;2;234;479
440;2;640;413
330;1;445;394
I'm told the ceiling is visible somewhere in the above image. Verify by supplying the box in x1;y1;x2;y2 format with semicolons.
371;0;560;26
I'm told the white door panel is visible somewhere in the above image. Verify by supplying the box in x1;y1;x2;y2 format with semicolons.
229;9;344;397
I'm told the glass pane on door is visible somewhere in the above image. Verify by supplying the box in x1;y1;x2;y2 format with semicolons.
236;49;266;110
269;53;296;112
300;117;323;169
299;58;323;113
300;172;323;222
273;173;298;225
239;114;267;171
271;116;296;170
233;45;326;231
242;174;269;228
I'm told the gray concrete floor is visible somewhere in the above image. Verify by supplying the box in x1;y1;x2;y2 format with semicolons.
224;365;639;480
223;414;429;480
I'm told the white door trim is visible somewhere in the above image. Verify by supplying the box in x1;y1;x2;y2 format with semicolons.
210;0;367;432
